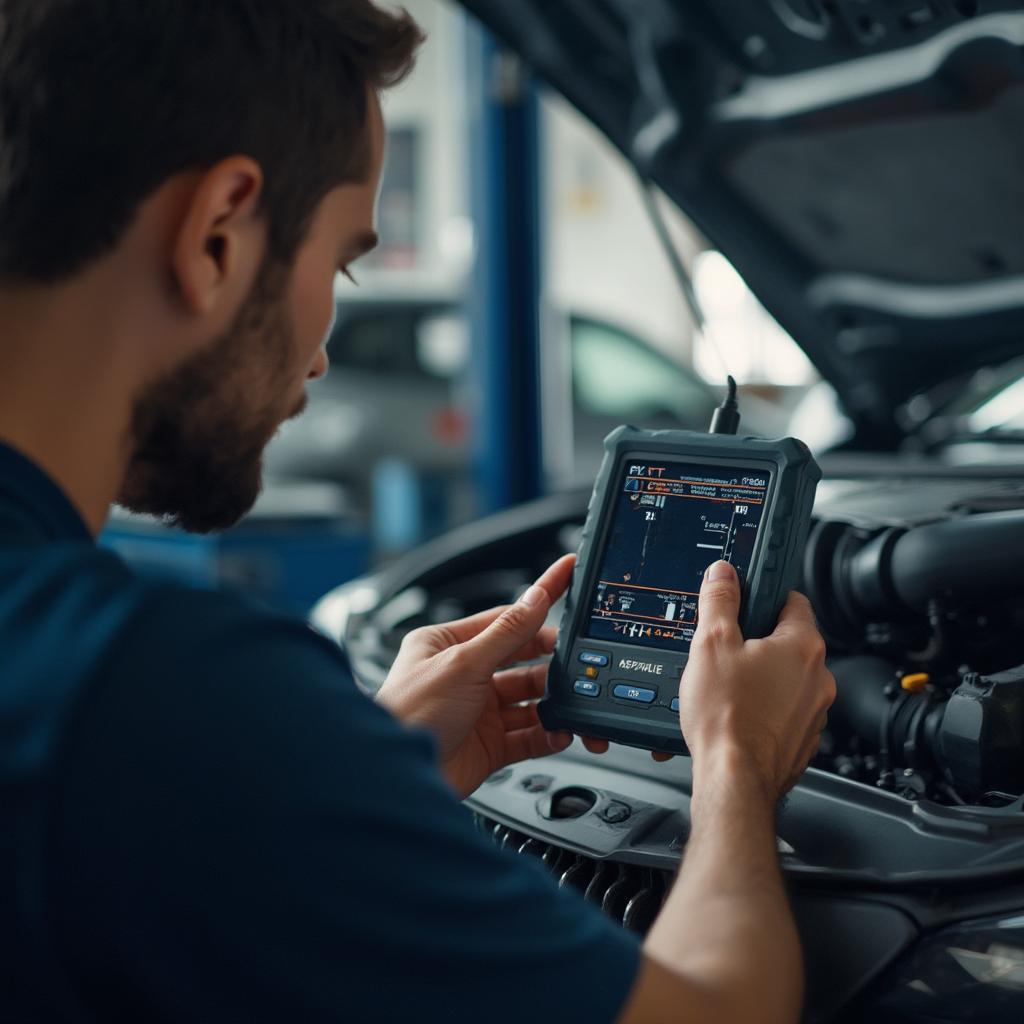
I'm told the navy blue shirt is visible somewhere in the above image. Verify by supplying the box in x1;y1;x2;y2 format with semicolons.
0;442;640;1022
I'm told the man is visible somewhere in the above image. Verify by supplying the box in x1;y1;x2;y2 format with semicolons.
0;2;835;1021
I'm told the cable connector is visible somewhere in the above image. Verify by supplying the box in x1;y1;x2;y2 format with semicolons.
709;375;741;435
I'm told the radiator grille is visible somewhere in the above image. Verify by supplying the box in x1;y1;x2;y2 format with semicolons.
473;812;672;934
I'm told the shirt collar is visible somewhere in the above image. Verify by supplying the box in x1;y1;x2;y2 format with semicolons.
0;442;93;544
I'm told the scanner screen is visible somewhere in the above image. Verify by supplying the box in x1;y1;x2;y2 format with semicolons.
585;459;771;653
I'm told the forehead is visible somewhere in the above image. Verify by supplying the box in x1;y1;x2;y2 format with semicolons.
367;89;385;168
348;91;386;198
313;93;386;236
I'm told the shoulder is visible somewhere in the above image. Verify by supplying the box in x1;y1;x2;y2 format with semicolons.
0;533;412;798
60;562;445;826
87;574;397;759
109;574;354;679
3;538;365;719
55;570;437;882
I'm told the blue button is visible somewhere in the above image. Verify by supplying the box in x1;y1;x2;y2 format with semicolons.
613;684;657;704
579;650;609;667
574;679;601;698
670;697;679;712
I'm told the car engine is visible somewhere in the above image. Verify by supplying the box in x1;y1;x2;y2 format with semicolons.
806;469;1024;809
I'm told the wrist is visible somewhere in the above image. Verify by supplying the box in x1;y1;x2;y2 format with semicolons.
375;684;399;714
689;741;778;820
376;684;415;727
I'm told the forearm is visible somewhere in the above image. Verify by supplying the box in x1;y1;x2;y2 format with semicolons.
642;748;802;1024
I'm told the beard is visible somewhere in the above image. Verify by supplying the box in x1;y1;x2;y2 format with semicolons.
118;259;306;534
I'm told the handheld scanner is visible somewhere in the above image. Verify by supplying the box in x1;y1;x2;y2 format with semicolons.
539;426;821;755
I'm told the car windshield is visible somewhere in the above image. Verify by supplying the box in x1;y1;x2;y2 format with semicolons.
325;308;462;381
570;318;709;421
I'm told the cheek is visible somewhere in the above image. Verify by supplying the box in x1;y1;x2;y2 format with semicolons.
289;264;336;365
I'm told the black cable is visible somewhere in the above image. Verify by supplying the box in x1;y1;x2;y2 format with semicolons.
709;374;741;435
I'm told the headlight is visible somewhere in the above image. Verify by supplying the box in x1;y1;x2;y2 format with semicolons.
870;912;1024;1022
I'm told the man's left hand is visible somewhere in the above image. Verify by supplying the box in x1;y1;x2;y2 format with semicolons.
377;554;577;798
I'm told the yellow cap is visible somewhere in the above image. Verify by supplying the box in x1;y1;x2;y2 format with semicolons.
901;672;930;694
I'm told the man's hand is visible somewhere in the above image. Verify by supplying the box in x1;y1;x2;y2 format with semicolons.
680;560;836;802
377;554;577;798
619;564;835;1024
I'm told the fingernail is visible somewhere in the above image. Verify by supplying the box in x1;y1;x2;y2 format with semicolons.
706;560;735;582
520;584;547;608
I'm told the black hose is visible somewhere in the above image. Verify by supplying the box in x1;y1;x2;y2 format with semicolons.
827;656;897;744
846;510;1024;614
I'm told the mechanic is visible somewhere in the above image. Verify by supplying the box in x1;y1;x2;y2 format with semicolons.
0;2;835;1022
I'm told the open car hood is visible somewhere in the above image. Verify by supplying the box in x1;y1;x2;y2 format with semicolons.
457;0;1024;447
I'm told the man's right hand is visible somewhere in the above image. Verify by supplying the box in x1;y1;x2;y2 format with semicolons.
680;559;836;802
618;564;835;1024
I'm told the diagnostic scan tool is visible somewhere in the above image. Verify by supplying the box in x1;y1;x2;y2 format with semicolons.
540;416;821;755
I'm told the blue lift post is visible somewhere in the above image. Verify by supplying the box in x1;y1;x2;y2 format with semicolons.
465;24;544;515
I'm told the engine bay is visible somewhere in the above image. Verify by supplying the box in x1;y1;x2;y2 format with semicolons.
807;470;1024;809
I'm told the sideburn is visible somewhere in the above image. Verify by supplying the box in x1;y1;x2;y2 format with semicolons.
118;258;296;534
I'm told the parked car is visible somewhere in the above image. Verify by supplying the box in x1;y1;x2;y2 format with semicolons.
312;4;1024;1022
263;296;728;500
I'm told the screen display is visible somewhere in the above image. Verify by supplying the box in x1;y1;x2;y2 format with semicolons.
585;459;771;653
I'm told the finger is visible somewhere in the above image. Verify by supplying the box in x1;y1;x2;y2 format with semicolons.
429;604;511;646
651;751;674;762
501;703;541;731
499;626;557;668
581;736;610;755
693;561;743;647
403;556;576;653
493;663;549;705
460;556;576;672
531;553;576;604
772;590;818;637
505;725;572;764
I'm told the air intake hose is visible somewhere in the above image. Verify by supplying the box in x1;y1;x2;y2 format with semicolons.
844;510;1024;614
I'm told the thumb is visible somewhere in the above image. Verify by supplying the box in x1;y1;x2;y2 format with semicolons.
460;582;552;674
694;561;742;646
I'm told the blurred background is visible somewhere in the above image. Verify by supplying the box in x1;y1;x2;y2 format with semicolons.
102;0;826;614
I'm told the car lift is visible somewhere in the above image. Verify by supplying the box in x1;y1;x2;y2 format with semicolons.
466;24;544;514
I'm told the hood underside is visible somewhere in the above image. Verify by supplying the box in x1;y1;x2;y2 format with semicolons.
458;0;1024;446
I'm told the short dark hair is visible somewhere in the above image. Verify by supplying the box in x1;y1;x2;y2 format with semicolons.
0;0;423;282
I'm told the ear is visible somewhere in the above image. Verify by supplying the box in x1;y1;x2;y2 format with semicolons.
170;156;265;316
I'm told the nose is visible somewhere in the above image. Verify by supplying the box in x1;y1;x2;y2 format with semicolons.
307;346;329;382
